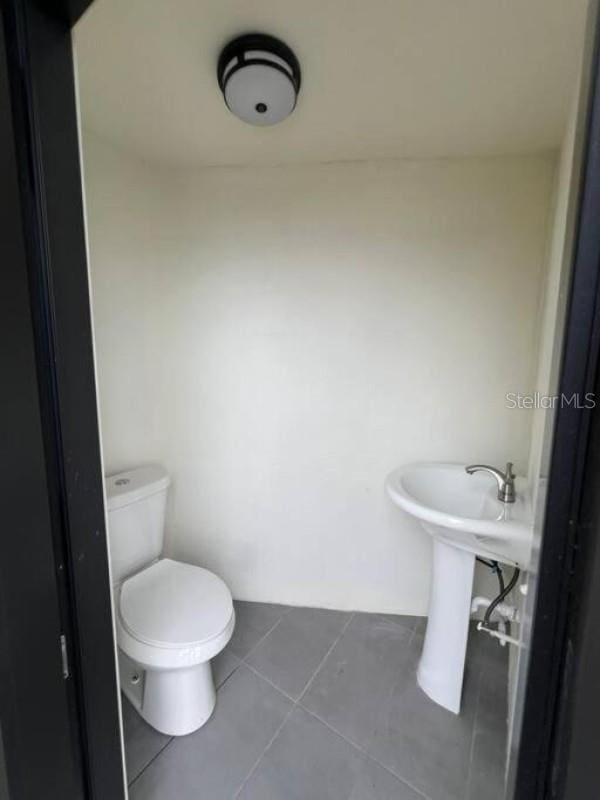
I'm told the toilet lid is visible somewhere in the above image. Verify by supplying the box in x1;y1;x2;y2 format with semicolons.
120;559;233;648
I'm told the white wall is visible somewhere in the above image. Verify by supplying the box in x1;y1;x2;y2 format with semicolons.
84;133;554;614
83;136;174;468
528;102;583;497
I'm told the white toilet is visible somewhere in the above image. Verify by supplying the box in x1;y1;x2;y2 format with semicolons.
105;465;235;736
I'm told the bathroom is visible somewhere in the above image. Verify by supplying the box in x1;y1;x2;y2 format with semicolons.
71;1;587;798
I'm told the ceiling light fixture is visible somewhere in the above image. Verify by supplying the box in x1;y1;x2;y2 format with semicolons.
217;33;301;126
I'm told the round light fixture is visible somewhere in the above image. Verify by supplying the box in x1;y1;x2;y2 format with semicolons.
217;33;301;126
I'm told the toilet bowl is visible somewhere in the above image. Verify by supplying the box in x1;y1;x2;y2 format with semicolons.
116;558;235;735
106;466;235;736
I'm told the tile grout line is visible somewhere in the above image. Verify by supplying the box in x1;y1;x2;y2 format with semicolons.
236;659;434;800
242;660;297;703
215;655;243;692
357;653;433;800
232;702;296;798
297;615;433;800
300;687;433;800
240;609;356;705
232;612;357;797
235;608;289;662
127;735;174;789
300;705;375;767
464;658;486;800
241;610;356;703
361;741;433;800
296;611;356;704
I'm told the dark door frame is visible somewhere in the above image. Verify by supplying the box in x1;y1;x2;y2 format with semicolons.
1;0;124;798
512;6;600;800
3;1;600;799
1;7;87;798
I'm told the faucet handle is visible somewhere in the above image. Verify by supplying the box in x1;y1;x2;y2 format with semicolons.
465;461;516;502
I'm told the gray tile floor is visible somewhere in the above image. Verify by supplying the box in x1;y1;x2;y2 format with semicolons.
123;602;508;800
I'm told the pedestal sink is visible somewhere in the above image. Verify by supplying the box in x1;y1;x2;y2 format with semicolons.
386;462;533;714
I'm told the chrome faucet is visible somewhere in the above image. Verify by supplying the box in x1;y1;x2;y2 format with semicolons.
465;462;516;503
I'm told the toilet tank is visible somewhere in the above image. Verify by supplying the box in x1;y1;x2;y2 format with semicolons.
105;465;170;584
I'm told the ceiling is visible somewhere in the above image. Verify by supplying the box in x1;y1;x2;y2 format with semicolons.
74;0;588;168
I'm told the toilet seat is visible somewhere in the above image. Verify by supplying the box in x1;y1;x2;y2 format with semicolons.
116;558;235;670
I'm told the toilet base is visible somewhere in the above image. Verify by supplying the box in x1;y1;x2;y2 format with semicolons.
119;650;216;736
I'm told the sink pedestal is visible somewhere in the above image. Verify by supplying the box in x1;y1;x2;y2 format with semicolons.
386;462;533;713
417;537;475;714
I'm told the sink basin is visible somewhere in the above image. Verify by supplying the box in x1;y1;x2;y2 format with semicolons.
386;462;533;568
385;462;533;714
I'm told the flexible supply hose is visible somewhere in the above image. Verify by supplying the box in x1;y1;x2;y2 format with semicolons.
483;566;520;629
476;556;505;595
